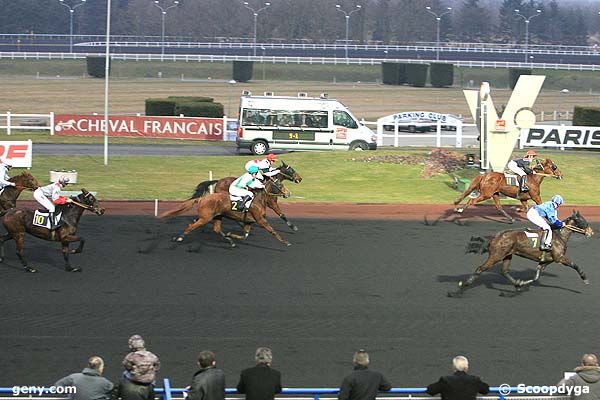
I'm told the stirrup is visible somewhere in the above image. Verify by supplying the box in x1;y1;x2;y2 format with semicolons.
539;243;552;251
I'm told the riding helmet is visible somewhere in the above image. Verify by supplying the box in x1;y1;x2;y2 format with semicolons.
551;194;564;206
526;150;537;156
266;153;277;162
248;166;260;174
59;176;70;185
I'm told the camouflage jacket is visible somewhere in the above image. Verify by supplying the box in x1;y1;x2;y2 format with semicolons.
122;350;160;384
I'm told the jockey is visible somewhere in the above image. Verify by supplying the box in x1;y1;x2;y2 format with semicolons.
244;153;280;181
526;194;565;251
229;166;265;212
0;160;15;192
32;176;72;230
507;149;537;193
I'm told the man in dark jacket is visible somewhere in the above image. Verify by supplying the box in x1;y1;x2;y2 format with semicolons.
338;349;392;400
558;353;600;400
55;356;114;400
427;356;489;400
187;350;226;400
112;379;154;400
237;347;282;400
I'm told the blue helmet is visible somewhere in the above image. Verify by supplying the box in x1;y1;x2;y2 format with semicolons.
551;195;564;206
248;165;259;174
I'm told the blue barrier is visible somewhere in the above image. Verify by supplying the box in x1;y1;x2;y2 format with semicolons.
0;383;524;399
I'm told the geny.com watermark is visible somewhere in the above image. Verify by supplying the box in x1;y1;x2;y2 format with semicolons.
498;383;590;396
12;385;76;396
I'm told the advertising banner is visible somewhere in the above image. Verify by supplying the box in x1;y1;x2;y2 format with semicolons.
523;125;600;148
54;115;225;140
0;140;32;168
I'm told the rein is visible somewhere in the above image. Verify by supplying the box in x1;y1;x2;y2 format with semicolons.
565;225;587;234
264;178;288;197
534;172;559;178
69;198;95;212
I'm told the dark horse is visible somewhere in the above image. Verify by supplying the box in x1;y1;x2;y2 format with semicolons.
191;162;303;231
453;159;562;223
161;178;292;247
449;211;594;297
0;189;105;273
0;171;40;215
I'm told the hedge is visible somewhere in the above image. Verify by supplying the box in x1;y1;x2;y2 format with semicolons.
572;106;600;126
508;68;532;89
167;96;214;103
86;56;111;78
233;61;253;82
430;63;454;87
381;62;407;85
145;99;177;116
174;102;224;118
406;64;429;87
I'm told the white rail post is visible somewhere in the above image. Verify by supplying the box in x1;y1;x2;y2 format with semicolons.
394;121;399;147
50;111;55;135
456;122;463;148
436;121;441;148
209;171;214;194
154;199;158;217
6;111;11;136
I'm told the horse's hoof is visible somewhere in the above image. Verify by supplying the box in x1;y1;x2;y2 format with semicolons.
584;279;590;285
291;225;299;232
230;242;236;248
172;235;184;242
284;241;292;247
65;266;81;272
447;291;463;298
455;208;464;214
0;257;4;263
24;266;38;273
507;219;515;224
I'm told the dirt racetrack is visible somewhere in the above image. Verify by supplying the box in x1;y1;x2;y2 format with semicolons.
1;213;599;389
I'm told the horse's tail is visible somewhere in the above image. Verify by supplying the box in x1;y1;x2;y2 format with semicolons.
160;198;200;219
190;180;219;199
453;175;483;205
465;235;492;254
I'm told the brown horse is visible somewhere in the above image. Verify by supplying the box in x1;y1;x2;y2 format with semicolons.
161;178;292;247
0;189;105;273
0;171;40;215
191;162;303;231
453;158;562;223
449;210;594;297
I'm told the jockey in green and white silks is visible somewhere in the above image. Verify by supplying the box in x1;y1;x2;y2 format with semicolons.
229;166;265;211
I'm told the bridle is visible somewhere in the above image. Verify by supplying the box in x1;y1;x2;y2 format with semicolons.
69;193;99;213
264;177;289;197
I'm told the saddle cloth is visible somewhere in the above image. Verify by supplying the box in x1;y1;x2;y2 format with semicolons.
32;210;63;229
524;230;541;248
229;196;246;212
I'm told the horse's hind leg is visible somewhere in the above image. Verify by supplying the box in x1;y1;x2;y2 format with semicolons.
451;255;501;296
0;232;12;263
61;236;83;272
14;233;36;273
492;194;514;223
212;219;236;248
225;224;252;241
174;214;211;242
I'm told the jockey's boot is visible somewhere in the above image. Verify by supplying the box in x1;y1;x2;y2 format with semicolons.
519;176;529;193
48;212;59;231
539;231;552;251
242;196;253;212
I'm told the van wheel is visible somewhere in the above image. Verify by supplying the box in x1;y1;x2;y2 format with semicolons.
408;125;416;133
251;140;269;155
349;141;368;151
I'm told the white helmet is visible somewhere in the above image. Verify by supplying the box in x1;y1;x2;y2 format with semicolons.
58;176;70;185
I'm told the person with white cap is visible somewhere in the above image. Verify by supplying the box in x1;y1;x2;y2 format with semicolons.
32;176;72;230
0;159;15;192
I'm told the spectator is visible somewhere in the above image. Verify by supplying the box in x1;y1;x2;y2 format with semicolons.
338;349;392;400
558;353;600;399
237;347;282;400
55;356;113;400
187;350;226;400
122;334;160;384
426;356;489;400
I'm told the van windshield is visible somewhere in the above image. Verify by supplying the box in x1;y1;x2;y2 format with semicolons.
333;110;358;129
242;108;328;128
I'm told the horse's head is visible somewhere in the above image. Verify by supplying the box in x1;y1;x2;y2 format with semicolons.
10;171;39;190
536;158;562;180
264;177;291;198
74;189;105;215
278;161;303;184
565;210;594;238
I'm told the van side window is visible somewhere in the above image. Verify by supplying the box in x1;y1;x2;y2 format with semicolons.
333;110;358;129
304;111;328;128
242;109;270;126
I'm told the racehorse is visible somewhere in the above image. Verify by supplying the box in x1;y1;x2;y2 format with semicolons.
449;210;593;297
0;171;40;215
0;189;105;273
191;162;303;231
453;158;562;223
160;178;292;247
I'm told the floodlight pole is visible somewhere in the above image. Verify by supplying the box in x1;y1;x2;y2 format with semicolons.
425;6;452;61
335;4;362;59
515;9;542;63
153;0;180;55
103;0;111;166
57;0;87;53
243;1;271;57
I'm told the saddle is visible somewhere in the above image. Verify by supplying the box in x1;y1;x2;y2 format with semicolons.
32;210;63;229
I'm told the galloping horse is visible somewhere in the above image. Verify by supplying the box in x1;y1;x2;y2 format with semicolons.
191;162;303;231
453;159;562;223
0;171;39;215
0;189;105;273
449;210;594;296
161;178;292;247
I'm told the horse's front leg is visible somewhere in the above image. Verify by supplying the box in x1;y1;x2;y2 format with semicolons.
61;236;82;272
491;194;514;223
269;198;298;231
557;255;589;284
253;214;291;246
519;262;549;287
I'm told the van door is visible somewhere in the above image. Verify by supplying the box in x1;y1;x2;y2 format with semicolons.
332;110;360;149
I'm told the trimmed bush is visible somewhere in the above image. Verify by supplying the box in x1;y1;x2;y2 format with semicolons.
406;64;429;87
430;63;454;87
167;96;214;103
508;68;532;89
86;56;111;78
174;102;224;118
382;62;398;85
573;106;600;126
233;61;253;82
145;99;177;116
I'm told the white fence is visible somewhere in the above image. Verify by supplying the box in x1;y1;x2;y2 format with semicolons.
374;119;479;148
0;112;54;135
